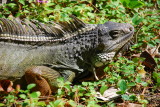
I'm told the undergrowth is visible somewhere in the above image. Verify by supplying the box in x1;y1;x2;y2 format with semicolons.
0;0;159;106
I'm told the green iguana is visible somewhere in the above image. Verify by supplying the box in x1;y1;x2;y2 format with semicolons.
0;16;134;94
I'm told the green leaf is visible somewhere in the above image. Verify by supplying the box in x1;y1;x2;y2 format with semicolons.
128;0;144;9
104;66;110;72
152;72;160;86
100;86;108;95
46;3;55;6
0;14;3;18
68;100;77;106
139;99;148;104
44;7;54;11
37;101;46;106
129;94;137;101
118;79;127;92
19;94;27;99
121;94;129;100
46;105;52;107
6;3;17;8
135;76;142;83
0;103;5;106
155;39;160;43
132;14;143;25
15;12;22;17
30;91;41;98
57;89;64;96
82;82;88;86
64;85;71;91
28;0;34;3
31;3;36;7
120;0;130;7
153;72;160;79
158;0;160;7
87;13;95;18
55;5;61;10
128;82;136;86
87;101;100;107
141;81;148;87
43;17;49;22
85;93;92;96
27;84;36;90
19;0;25;5
57;77;65;87
53;100;65;106
23;10;30;13
22;102;29;106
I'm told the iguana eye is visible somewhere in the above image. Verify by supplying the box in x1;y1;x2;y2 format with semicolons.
109;30;121;39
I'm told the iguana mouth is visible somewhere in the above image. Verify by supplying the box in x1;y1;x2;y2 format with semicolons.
114;39;134;57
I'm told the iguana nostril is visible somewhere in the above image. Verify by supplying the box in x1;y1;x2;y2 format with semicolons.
123;27;133;33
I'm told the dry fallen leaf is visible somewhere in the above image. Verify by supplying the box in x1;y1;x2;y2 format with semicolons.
140;51;157;72
117;103;142;107
0;85;4;91
25;69;52;96
96;87;120;101
136;67;146;78
0;80;14;93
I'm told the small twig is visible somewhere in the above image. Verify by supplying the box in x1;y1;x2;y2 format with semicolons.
93;68;99;80
141;87;147;95
90;0;100;13
151;43;160;56
135;25;144;43
74;89;79;104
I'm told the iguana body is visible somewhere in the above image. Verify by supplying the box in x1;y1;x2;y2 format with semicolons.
0;16;134;94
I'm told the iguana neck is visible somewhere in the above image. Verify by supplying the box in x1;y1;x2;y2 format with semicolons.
59;28;99;61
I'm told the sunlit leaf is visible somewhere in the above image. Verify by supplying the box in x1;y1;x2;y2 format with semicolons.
122;94;129;100
30;91;41;98
19;94;27;99
27;84;36;90
128;0;144;9
100;86;108;95
118;79;127;93
19;0;25;5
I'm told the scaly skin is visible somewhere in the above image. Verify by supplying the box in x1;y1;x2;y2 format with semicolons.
0;16;134;93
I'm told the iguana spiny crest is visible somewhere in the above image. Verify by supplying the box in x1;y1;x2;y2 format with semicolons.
0;15;96;43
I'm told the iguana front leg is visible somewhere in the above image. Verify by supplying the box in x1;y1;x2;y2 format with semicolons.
24;66;75;96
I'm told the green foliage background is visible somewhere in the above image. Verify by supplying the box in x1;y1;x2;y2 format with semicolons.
0;0;159;106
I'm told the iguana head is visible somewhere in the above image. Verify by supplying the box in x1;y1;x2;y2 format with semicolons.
98;21;134;53
93;21;134;67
